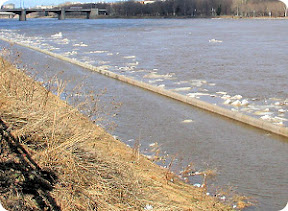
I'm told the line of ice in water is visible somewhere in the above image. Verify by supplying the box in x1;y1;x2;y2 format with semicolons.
1;29;287;130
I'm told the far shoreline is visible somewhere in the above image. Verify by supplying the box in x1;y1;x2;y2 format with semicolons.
2;14;288;21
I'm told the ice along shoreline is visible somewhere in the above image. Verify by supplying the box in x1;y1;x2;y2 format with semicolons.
1;36;288;138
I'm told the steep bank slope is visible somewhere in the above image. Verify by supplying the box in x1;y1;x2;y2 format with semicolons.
0;59;231;210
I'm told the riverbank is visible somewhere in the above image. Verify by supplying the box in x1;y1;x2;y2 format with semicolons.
3;14;288;20
0;59;235;210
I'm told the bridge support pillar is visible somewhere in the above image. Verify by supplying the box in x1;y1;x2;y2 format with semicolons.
19;10;26;21
58;9;65;20
88;8;99;19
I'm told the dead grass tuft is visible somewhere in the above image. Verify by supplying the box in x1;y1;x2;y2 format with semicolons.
0;57;233;210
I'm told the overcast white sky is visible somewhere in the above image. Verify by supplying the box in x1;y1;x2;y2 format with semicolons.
3;0;109;8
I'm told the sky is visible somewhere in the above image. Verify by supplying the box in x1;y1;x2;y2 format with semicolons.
2;0;110;8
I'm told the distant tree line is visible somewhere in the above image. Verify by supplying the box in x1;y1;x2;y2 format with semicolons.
60;0;286;18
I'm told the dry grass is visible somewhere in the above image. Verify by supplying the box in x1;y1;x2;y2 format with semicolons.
0;57;233;210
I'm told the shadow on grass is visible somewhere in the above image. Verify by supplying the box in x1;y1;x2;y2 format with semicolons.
0;118;60;210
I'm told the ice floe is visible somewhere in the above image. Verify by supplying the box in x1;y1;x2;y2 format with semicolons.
231;100;241;107
231;95;243;100
174;80;189;85
190;79;207;87
123;55;136;59
49;47;60;51
144;72;175;79
89;50;108;54
241;99;249;106
148;79;164;84
98;61;110;65
187;92;210;98
182;119;194;123
144;204;153;210
149;142;158;147
193;183;202;188
118;66;135;71
223;99;231;105
261;115;272;120
221;94;231;99
126;61;139;66
171;87;192;92
275;102;282;106
275;116;288;122
64;51;78;56
254;111;274;116
73;42;88;47
55;38;70;45
220;196;226;201
51;32;63;39
209;39;223;43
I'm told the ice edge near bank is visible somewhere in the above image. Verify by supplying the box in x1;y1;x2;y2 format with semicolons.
1;37;287;138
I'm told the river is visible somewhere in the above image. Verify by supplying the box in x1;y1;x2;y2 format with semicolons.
0;18;287;211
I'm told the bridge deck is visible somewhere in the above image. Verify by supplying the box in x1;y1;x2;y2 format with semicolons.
1;8;107;13
0;8;108;21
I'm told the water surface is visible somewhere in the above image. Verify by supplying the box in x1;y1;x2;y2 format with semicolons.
0;18;287;211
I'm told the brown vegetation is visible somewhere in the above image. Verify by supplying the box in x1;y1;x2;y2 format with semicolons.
61;0;286;18
0;58;233;210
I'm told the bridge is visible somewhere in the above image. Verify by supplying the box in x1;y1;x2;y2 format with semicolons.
0;8;108;21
